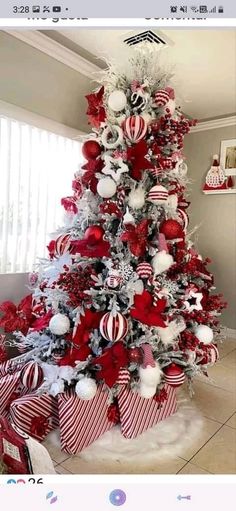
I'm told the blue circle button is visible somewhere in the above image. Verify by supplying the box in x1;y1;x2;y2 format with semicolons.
109;489;126;506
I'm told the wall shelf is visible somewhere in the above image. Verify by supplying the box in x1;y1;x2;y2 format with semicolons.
203;189;236;195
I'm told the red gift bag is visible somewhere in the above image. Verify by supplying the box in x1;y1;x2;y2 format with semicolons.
58;384;115;454
118;384;177;439
10;393;59;442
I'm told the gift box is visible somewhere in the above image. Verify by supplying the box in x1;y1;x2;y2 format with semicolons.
10;393;59;442
118;384;177;439
0;370;27;417
0;358;25;378
58;384;115;454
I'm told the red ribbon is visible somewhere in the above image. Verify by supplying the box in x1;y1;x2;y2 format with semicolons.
30;416;49;437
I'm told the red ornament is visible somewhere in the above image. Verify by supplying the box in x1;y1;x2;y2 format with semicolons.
163;363;185;387
128;347;143;364
84;225;105;246
82;140;101;160
160;219;184;240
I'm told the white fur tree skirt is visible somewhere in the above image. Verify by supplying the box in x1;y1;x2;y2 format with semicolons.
48;393;203;471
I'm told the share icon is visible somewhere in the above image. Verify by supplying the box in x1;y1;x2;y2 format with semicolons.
177;494;191;501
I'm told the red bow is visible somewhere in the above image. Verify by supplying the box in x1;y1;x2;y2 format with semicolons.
126;140;154;181
61;196;78;214
0;295;33;335
130;290;167;327
85;86;106;128
30;416;49;437
107;403;120;424
72;309;104;346
92;342;129;388
121;219;150;257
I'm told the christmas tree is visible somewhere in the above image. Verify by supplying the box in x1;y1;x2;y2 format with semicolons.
0;52;226;447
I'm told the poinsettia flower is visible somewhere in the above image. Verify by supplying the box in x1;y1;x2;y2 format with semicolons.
92;342;129;388
58;345;92;367
72;309;104;346
0;295;33;335
72;178;83;198
61;196;78;214
30;310;53;332
121;219;150;257
85;86;106;128
130;290;167;327
70;238;110;258
126;140;154;181
81;159;104;194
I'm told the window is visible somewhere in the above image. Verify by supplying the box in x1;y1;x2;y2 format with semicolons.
0;112;83;274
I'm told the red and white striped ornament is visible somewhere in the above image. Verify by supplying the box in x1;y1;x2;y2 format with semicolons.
163;363;185;387
153;89;170;107
149;167;163;180
116;368;131;385
55;233;71;256
20;361;44;391
123;115;147;143
117;185;126;208
136;262;153;279
177;208;189;232
147;185;169;205
199;344;219;366
106;275;123;289
52;353;65;364
99;312;128;342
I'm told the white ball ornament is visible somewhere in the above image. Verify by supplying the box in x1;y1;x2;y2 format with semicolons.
75;377;97;401
128;187;146;210
123;207;135;225
97;177;117;198
147;185;169;205
152;251;174;275
108;90;127;112
195;325;214;345
49;313;70;336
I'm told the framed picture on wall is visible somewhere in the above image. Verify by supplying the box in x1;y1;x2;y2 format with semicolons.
220;139;236;176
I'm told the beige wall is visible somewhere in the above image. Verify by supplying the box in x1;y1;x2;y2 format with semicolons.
0;31;92;132
184;125;236;329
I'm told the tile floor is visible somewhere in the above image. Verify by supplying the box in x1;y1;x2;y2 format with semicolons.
43;338;236;475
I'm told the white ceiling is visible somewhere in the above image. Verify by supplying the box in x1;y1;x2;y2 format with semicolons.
56;29;236;120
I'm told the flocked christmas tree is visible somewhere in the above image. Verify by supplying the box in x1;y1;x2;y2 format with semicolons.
0;52;226;441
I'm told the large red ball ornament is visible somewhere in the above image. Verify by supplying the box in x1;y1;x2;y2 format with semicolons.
163;363;185;387
20;361;44;390
82;140;101;160
128;347;143;364
100;312;128;342
84;225;105;246
160;219;184;240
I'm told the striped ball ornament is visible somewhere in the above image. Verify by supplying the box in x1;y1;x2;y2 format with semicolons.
153;89;170;107
199;344;219;366
99;312;128;342
177;208;189;232
20;361;44;390
55;233;71;256
123;115;147;143
163;363;185;387
147;185;169;205
106;275;123;289
136;262;153;279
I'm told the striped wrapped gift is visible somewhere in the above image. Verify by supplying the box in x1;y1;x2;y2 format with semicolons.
0;358;25;378
10;393;59;442
58;384;115;454
0;371;27;417
118;384;177;439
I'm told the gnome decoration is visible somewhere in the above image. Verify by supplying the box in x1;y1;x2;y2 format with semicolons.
203;155;227;193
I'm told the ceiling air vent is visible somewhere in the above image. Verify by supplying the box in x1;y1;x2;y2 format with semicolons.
123;30;170;47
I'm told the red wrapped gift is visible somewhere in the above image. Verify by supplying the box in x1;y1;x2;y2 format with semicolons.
118;384;177;439
10;393;59;442
58;384;115;454
0;370;27;417
0;358;25;378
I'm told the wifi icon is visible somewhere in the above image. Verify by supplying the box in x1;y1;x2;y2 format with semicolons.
46;491;58;504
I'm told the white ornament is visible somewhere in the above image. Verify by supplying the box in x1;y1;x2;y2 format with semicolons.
101;125;123;149
49;313;70;336
195;325;214;345
157;319;186;345
165;99;176;116
117;114;126;126
147;185;169;205
97;177;117;198
128;187;146;210
152;251;174;275
108;90;127;112
185;350;197;364
102;155;129;183
138;362;162;399
123;207;135;225
175;160;188;177
184;291;203;312
75;377;97;400
50;379;65;397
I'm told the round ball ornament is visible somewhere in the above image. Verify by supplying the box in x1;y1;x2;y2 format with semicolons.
160;219;184;240
82;140;101;160
131;92;147;112
84;225;104;245
195;325;214;345
108;90;127;112
100;312;128;342
101;125;123;149
128;347;143;364
106;275;122;289
20;361;44;390
75;377;97;401
49;313;70;336
153;89;170;107
123;115;147;143
97;177;117;198
136;262;153;279
55;233;71;256
163;363;185;387
147;185;169;205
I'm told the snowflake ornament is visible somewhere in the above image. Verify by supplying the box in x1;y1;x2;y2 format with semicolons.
184;290;203;312
102;155;129;183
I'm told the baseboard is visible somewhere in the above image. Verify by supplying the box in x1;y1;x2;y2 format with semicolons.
226;327;236;339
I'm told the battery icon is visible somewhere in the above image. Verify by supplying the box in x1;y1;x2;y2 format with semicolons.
218;5;224;12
